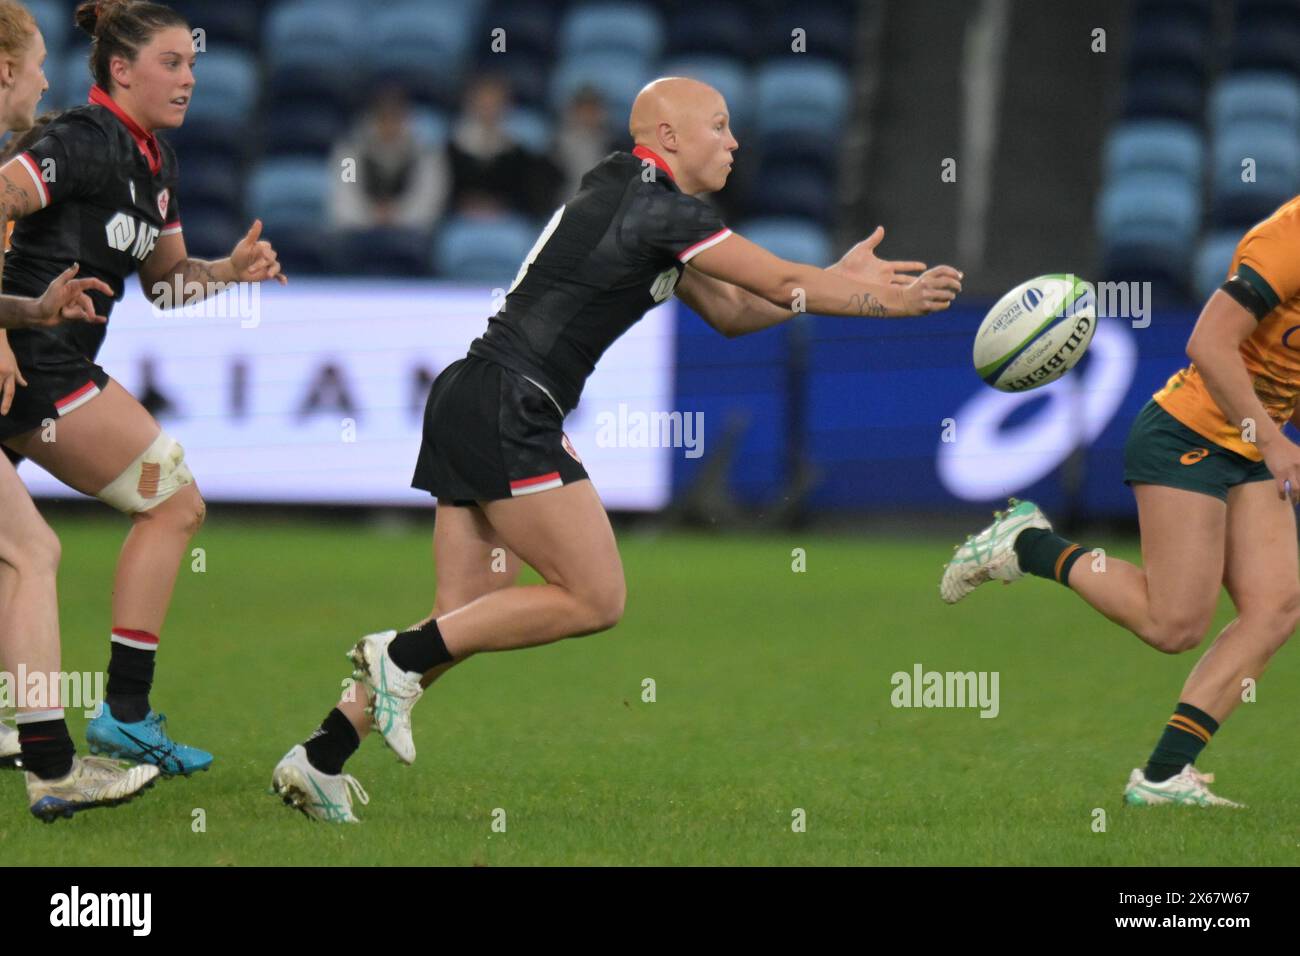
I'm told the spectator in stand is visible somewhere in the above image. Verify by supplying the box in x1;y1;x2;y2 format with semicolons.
448;73;557;218
553;85;621;199
329;88;448;231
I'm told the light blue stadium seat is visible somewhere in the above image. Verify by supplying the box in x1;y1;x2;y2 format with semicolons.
1097;173;1201;270
1103;120;1203;184
363;1;477;108
1193;231;1243;302
433;214;538;282
265;1;362;63
754;59;850;138
660;56;752;131
407;107;451;149
550;53;655;127
503;107;552;154
248;158;332;232
187;50;259;127
1210;72;1300;131
735;217;833;266
1209;121;1300;225
558;2;664;62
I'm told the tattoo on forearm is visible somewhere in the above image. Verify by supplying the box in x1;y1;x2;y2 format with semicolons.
153;258;224;307
848;291;887;317
0;177;33;223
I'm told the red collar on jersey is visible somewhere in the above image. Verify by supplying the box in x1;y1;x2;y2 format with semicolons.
632;145;677;183
88;85;162;176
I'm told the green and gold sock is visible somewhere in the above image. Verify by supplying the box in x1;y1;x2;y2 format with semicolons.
1012;528;1086;588
1143;702;1219;783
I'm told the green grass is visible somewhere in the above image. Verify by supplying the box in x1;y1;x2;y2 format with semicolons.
1;513;1294;865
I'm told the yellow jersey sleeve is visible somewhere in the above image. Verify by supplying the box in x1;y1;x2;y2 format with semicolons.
1234;199;1300;315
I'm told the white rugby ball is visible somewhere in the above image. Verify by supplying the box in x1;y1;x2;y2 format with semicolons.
973;274;1097;392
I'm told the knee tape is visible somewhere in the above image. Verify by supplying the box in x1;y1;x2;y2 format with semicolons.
96;432;194;514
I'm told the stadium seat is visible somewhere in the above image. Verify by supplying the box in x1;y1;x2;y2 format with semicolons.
175;154;244;210
1097;173;1200;288
503;107;552;154
1103;120;1203;184
1209;122;1300;226
186;50;259;130
264;2;365;107
1210;72;1300;131
480;50;551;110
558;2;665;62
550;53;655;129
734;217;833;266
754;59;850;139
433;214;537;282
1122;66;1206;123
262;99;350;158
660;56;753;131
666;2;751;61
25;0;68;55
749;164;834;224
1229;19;1300;77
338;227;434;277
1125;14;1211;75
174;204;245;261
407;107;451;149
363;1;478;109
248;158;332;233
481;0;558;59
1192;230;1242;302
763;2;857;64
173;0;262;51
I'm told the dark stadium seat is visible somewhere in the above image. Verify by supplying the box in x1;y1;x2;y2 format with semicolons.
763;2;857;64
734;217;833;266
665;2;752;61
478;50;551;111
175;204;245;260
432;214;537;283
175;153;244;210
262;99;350;158
549;53;655;131
748;164;834;224
481;0;558;60
558;2;665;62
337;227;434;278
173;0;263;52
1125;14;1212;75
1229;19;1300;76
1122;66;1206;122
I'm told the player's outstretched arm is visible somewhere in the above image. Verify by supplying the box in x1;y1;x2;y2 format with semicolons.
139;218;287;310
689;231;960;319
1187;288;1300;501
0;263;112;330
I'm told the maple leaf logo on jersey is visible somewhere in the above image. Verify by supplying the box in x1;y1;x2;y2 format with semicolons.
157;188;170;221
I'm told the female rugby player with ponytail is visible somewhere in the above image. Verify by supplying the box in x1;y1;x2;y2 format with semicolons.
0;0;160;819
273;76;962;821
0;0;284;778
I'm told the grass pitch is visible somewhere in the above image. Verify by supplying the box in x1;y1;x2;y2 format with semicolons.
1;511;1294;865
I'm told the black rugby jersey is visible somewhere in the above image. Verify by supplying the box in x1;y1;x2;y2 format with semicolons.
3;85;182;363
468;145;731;414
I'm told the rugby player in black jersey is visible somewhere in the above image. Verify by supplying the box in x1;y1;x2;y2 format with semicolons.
0;0;284;778
274;77;961;821
0;0;161;819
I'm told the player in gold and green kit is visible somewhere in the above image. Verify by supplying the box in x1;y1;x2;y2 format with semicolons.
943;196;1300;807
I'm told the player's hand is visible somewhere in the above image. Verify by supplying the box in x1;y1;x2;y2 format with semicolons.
33;263;112;328
230;219;287;285
900;265;963;315
1263;438;1300;504
0;336;24;416
830;226;928;288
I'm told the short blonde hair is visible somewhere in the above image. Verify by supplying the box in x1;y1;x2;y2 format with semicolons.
0;1;36;63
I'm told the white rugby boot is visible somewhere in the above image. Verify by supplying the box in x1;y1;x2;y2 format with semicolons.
940;498;1053;604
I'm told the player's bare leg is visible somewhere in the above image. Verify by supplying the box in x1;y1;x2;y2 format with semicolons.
1063;484;1226;654
1123;481;1294;807
0;458;63;687
335;502;522;740
6;379;211;774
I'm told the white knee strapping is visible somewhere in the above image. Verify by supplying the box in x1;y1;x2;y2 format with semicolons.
96;432;194;514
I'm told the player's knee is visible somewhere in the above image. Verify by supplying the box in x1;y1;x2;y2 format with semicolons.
26;520;61;576
1254;589;1300;650
579;580;626;633
1146;617;1210;654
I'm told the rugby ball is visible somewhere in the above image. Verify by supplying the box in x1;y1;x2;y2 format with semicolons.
973;274;1097;392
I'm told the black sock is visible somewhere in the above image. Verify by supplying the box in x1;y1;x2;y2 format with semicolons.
388;618;453;675
302;708;360;776
17;711;75;780
1144;702;1219;783
106;628;158;723
1013;528;1087;587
